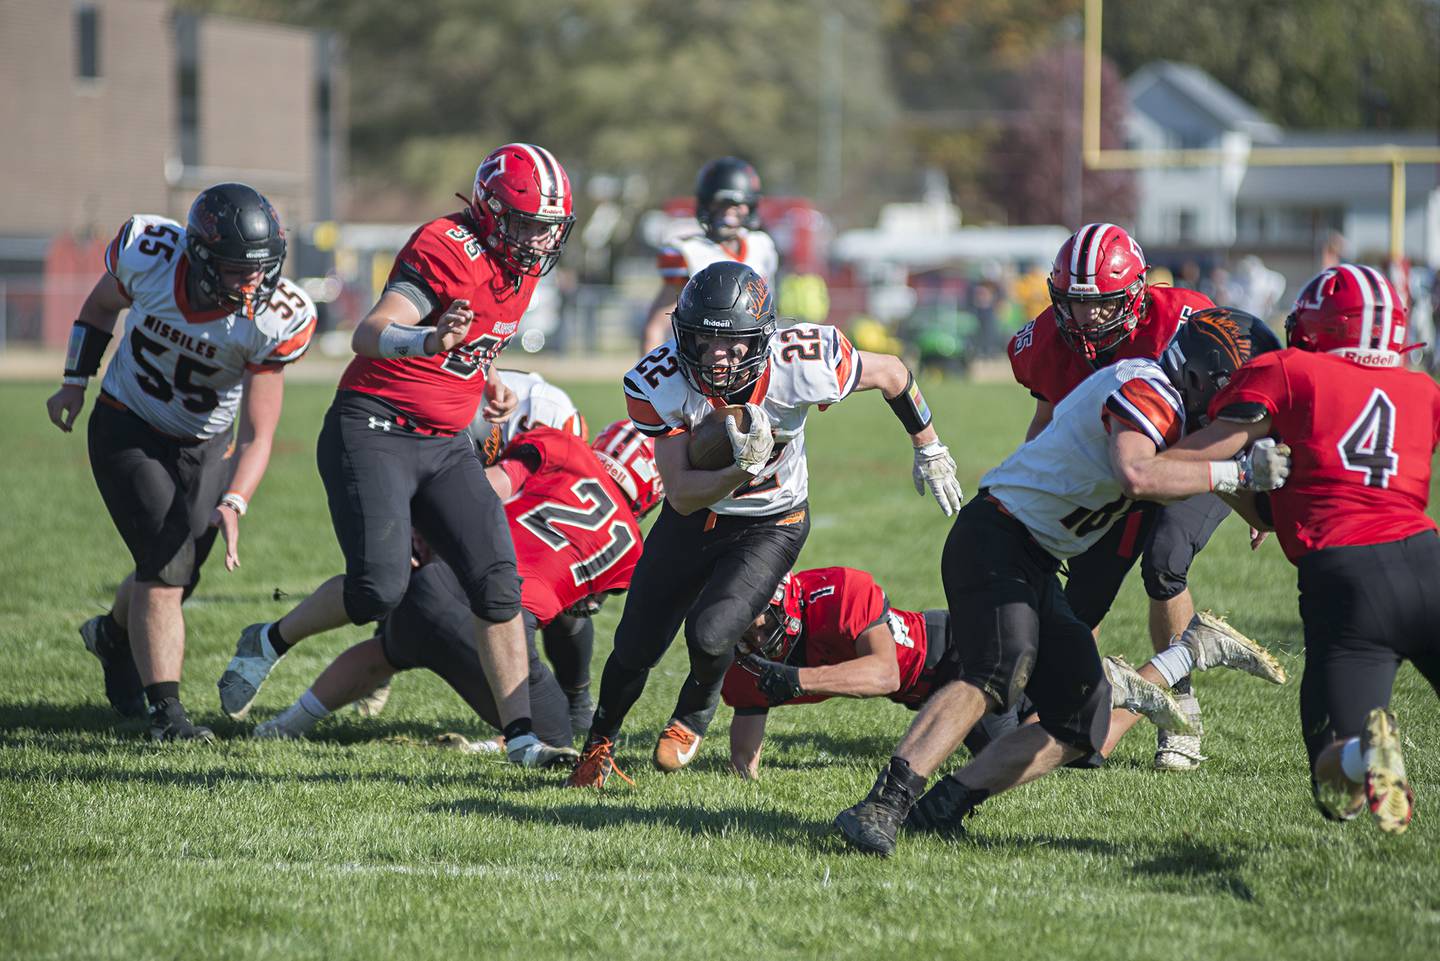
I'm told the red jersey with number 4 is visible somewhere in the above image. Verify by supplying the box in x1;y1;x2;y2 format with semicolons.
502;428;643;626
1211;349;1440;563
338;212;538;433
721;567;933;711
1009;285;1214;404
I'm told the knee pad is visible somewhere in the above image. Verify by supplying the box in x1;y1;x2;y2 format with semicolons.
465;568;523;624
685;607;748;661
1141;528;1197;601
343;575;408;626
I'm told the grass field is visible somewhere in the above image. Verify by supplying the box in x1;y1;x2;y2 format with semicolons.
2;376;1438;961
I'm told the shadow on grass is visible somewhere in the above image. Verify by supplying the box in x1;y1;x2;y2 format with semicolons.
432;793;825;843
1128;837;1256;901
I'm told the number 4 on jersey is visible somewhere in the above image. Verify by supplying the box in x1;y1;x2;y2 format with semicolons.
1338;388;1399;488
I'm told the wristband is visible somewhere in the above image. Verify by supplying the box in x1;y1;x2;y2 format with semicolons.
1208;460;1241;494
62;375;89;388
219;491;249;516
377;323;432;359
887;370;933;435
64;321;112;378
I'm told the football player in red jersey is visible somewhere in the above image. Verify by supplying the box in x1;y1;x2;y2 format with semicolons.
1172;265;1439;834
1010;223;1229;770
724;567;1023;780
253;421;661;747
44;183;315;740
217;144;577;768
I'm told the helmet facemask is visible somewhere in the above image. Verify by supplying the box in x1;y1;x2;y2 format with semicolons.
479;193;574;278
1050;276;1147;362
672;325;772;398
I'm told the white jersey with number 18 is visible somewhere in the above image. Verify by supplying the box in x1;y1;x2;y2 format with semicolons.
99;214;316;440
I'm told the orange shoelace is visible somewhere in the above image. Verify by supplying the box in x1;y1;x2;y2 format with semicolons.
659;723;697;748
573;737;634;787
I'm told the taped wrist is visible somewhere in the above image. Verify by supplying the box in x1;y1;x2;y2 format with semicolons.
64;321;112;379
1209;460;1241;493
887;370;932;435
377;323;432;359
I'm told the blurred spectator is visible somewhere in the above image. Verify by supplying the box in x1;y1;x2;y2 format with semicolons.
1176;259;1203;290
1230;255;1287;319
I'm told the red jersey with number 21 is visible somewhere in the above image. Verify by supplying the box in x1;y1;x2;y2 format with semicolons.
1211;349;1440;562
502;428;643;626
339;211;538;433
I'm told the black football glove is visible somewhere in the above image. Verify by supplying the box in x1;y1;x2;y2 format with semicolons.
743;654;804;706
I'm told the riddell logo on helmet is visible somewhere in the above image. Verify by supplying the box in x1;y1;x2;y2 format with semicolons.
702;318;733;328
245;249;272;259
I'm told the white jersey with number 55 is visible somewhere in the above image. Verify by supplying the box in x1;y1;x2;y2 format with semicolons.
622;323;860;516
982;357;1186;559
99;214;317;440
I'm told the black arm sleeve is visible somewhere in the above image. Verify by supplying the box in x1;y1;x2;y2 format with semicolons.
384;260;442;320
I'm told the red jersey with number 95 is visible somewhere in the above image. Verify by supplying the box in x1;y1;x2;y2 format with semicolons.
502;428;644;626
1211;349;1440;562
339;211;539;433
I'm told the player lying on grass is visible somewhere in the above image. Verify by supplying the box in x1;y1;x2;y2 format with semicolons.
728;567;1281;780
253;422;660;754
1185;266;1439;835
834;308;1290;856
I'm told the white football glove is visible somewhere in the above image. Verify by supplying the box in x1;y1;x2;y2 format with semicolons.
913;441;964;516
1238;437;1292;491
726;403;775;476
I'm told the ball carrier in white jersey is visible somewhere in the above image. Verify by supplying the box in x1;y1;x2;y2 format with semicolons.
640;157;780;352
45;183;315;740
832;309;1290;855
567;260;964;787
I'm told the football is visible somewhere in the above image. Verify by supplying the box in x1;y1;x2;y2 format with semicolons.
687;405;749;470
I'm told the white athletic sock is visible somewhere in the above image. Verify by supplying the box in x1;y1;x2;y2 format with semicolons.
267;689;329;737
298;688;330;720
1338;737;1364;784
1148;642;1196;689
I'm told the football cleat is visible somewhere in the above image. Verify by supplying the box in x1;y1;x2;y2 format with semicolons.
653;719;703;772
218;622;283;720
1104;655;1192;732
353;679;392;719
148;698;215;743
565;736;634;789
835;764;923;857
1182;611;1287;684
252;715;300;740
505;732;579;769
1362;708;1415;835
905;776;985;836
1154;692;1206;771
79;613;146;718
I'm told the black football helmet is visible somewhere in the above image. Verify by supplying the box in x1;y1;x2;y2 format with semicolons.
695;157;762;241
1160;307;1281;430
185;182;286;315
671;261;777;398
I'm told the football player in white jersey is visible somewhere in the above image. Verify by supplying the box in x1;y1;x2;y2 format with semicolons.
835;309;1290;855
465;368;586;462
640;157;780;352
44;183;315;740
567;260;963;787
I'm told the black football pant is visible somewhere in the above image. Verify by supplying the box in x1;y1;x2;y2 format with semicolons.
591;501;810;741
380;560;571;746
317;390;522;626
1297;531;1440;772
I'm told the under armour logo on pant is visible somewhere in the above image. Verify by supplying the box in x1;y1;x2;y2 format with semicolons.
367;416;392;432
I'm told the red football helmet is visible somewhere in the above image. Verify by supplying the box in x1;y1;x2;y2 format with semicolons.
1286;264;1407;366
470;143;574;278
592;420;663;517
740;573;804;662
1048;222;1150;361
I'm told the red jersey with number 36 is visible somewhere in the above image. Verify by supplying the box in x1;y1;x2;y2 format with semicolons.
721;567;932;711
502;428;643;626
338;212;538;433
1211;349;1440;562
1009;285;1214;404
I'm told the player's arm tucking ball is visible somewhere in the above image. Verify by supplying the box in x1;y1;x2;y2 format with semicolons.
1113;418;1289;501
851;351;963;516
45;273;131;433
653;426;756;516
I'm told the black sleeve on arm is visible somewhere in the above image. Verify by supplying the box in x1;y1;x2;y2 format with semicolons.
1216;401;1270;423
383;260;442;320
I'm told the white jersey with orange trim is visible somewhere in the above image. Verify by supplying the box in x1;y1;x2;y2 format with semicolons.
982;358;1185;559
466;369;586;452
657;229;779;287
622;323;860;516
99;214;316;440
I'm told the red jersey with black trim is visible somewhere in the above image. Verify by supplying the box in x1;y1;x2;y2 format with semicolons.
501;427;643;626
721;567;933;711
338;212;539;433
1008;285;1214;404
1210;349;1440;562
